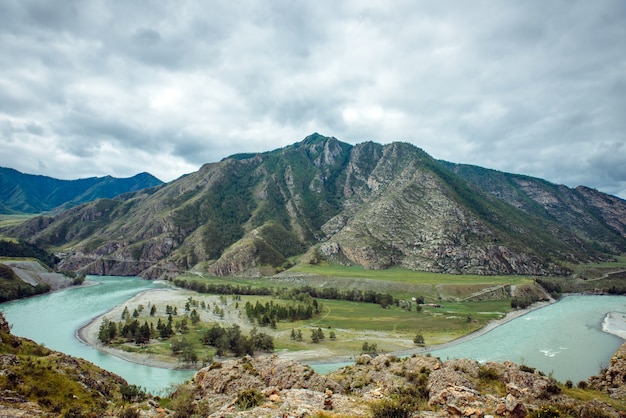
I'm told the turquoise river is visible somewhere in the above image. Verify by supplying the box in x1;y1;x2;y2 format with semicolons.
1;275;625;394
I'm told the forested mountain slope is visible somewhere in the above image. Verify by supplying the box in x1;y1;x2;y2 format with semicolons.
2;134;625;278
0;167;163;214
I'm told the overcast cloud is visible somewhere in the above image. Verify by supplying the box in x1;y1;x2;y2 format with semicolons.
1;1;625;198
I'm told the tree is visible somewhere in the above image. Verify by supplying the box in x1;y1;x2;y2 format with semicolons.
121;306;130;320
362;342;378;355
413;333;425;345
98;319;117;343
181;345;198;365
149;305;156;316
311;328;325;343
190;309;201;325
329;331;336;340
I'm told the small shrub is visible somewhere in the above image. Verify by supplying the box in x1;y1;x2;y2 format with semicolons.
235;388;264;410
118;406;141;418
577;380;588;389
120;384;146;403
528;405;560;418
519;364;535;373
369;398;412;418
208;361;222;370
478;366;499;381
169;384;197;418
542;382;561;397
62;407;86;418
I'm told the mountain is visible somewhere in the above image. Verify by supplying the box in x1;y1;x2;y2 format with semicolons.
0;167;163;214
439;162;626;255
2;134;625;278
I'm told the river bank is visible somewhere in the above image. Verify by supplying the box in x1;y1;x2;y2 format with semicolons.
602;311;626;339
76;287;556;370
76;287;194;370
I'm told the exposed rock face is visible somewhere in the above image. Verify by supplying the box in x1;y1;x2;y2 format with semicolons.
181;350;626;417
4;134;625;278
590;341;626;400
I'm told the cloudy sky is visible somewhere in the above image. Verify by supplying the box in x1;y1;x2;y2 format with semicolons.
1;1;625;198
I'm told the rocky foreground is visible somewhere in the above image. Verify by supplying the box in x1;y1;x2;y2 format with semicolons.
170;347;626;417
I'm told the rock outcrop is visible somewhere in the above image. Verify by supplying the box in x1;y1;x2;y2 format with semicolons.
175;350;626;417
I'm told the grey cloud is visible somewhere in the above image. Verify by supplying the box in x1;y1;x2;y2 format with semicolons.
0;0;623;199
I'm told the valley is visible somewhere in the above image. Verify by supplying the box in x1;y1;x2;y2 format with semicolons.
73;264;559;370
1;134;626;416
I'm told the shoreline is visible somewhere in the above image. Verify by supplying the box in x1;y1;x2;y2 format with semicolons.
602;311;626;340
76;288;196;370
76;288;556;371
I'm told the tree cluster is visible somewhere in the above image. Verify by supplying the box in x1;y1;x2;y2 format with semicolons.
0;239;58;269
173;278;396;308
310;328;325;343
97;318;152;345
201;324;273;356
244;299;319;328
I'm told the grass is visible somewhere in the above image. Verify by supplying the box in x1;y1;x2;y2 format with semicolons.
109;258;626;363
0;329;125;416
0;214;35;230
153;264;537;359
104;289;514;363
289;264;534;286
561;386;626;411
181;263;533;303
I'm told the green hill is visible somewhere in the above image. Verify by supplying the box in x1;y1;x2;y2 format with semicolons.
0;167;163;214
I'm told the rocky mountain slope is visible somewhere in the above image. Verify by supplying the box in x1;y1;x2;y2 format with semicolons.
3;134;625;278
0;167;163;214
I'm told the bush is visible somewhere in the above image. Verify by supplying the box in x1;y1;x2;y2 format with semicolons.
169;384;197;418
528;405;560;418
478;366;499;381
119;384;146;403
369;398;412;418
235;388;265;410
118;406;140;418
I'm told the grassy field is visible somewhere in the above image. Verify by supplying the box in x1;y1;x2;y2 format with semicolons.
288;264;534;285
104;292;509;363
0;214;35;230
96;257;626;364
103;265;532;363
181;263;535;303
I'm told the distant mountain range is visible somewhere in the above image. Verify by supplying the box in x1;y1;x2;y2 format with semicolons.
3;134;625;278
0;167;163;214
